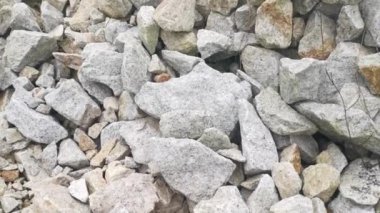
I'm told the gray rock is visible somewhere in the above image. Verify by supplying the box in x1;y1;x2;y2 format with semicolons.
0;65;17;90
293;0;320;15
322;0;362;4
360;0;380;47
46;0;67;11
0;196;20;213
328;194;375;213
118;91;145;121
130;0;159;9
197;29;232;59
68;178;89;203
114;28;140;52
104;19;129;43
312;198;327;213
160;30;198;55
98;0;132;19
35;74;56;88
270;195;313;213
40;1;64;32
161;50;202;76
3;30;57;72
148;54;167;74
255;0;293;49
135;62;251;136
206;12;235;37
127;137;235;202
79;49;123;102
316;143;348;173
238;99;278;175
41;142;58;174
241;46;282;90
194;186;249;213
358;53;380;95
209;0;238;15
336;5;364;42
121;37;151;94
247;174;280;213
153;0;195;32
217;149;246;163
339;158;380;205
272;162;302;199
0;6;12;36
235;4;256;32
10;3;41;32
14;149;49;181
137;6;159;54
255;88;318;136
236;69;264;96
5;100;67;144
45;79;101;127
291;17;306;47
197;127;234;151
58;139;89;169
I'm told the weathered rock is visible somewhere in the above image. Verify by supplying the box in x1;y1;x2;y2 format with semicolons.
0;6;12;36
90;139;116;167
291;17;306;47
360;0;380;47
238;99;278;175
88;122;108;139
247;174;280;213
270;195;313;213
302;164;340;202
83;168;106;194
1;196;20;213
41;1;64;32
336;5;364;42
208;0;238;15
5;100;68;144
161;30;198;55
153;0;195;32
280;144;302;174
328;194;375;213
14;149;49;181
105;161;133;182
161;50;202;76
316;143;348;173
74;128;97;151
10;3;41;32
137;6;159;54
130;0;159;9
235;4;256;32
241;46;282;90
68;178;89;203
255;88;317;135
58;139;89;169
98;0;132;19
339;158;380;205
3;30;57;72
293;0;320;15
205;12;235;37
197;29;231;59
197;127;234;151
148;54;168;74
358;53;380;95
312;198;327;213
290;135;319;164
47;0;67;11
118;91;145;121
68;0;97;32
272;162;302;199
299;11;336;60
255;0;293;49
41;142;58;173
217;149;246;163
53;52;83;70
126;137;235;202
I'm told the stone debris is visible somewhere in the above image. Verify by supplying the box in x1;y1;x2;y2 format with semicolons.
272;162;302;199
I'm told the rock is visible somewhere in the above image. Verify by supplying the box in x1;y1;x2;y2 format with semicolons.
0;196;20;213
160;30;197;55
339;158;380;205
208;0;238;15
98;0;132;19
161;50;202;76
197;127;234;151
360;0;380;47
238;99;278;175
68;178;89;203
280;144;302;174
45;79;101;127
89;173;158;212
316;143;348;173
312;198;327;213
0;170;19;182
247;174;280;213
41;142;58;173
137;6;159;54
194;186;249;213
14;149;49;182
130;0;159;9
118;91;145;121
153;72;172;83
153;0;195;32
205;12;235;37
235;4;256;32
135;62;251;136
291;135;319;164
79;49;123;102
0;6;12;36
293;0;320;15
217;149;246;163
148;54;167;74
302;164;340;202
103;97;118;112
291;17;306;47
272;162;302;199
299;11;336;59
53;52;83;70
336;5;364;42
255;0;293;49
255;88;317;136
47;0;67;11
126;137;235;202
358;53;380;95
197;29;231;59
270;195;313;213
3;30;57;72
10;3;41;32
121;37;151;94
40;1;64;32
5;100;67;144
58;139;89;169
68;0;97;32
328;194;375;213
73;128;97;151
83;168;106;194
241;46;282;90
90;139;117;167
88;122;108;139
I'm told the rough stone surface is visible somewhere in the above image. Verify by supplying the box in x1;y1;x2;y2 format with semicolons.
280;144;302;174
358;53;380;95
197;127;233;151
360;0;380;47
312;198;327;213
270;195;313;213
10;3;41;32
118;91;145;121
328;194;376;213
137;6;159;54
69;178;89;203
98;0;132;19
197;29;231;59
247;174;279;213
58;139;89;169
316;143;348;173
293;0;320;15
161;50;202;76
272;162;302;199
41;1;63;32
209;0;238;15
160;30;198;55
336;5;364;42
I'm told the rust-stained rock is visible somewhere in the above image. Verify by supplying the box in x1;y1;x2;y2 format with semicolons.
0;170;19;182
358;53;380;95
53;52;83;70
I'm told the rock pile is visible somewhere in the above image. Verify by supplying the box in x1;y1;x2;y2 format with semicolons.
0;0;379;212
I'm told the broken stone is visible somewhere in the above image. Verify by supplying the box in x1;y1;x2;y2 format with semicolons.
272;162;302;199
14;149;49;181
58;139;89;169
197;127;233;151
336;5;364;42
40;1;64;32
137;6;159;54
160;50;202;76
197;29;231;59
316;143;348;173
293;0;320;15
88;122;108;139
292;17;305;47
68;0;97;32
10;3;41;32
328;194;375;213
98;0;132;19
358;53;380;95
105;161;134;182
280;144;302;174
312;198;327;213
235;4;256;32
53;52;83;70
0;6;12;36
68;178;89;203
148;54;167;74
247;174;280;213
90;139;117;167
0;170;19;182
360;0;380;47
83;168;106;194
118;91;145;121
73;128;97;151
40;142;57;174
270;195;313;213
206;12;235;37
0;196;20;213
160;30;198;55
217;149;246;163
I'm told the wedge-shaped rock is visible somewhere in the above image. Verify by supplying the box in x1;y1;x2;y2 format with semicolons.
272;162;302;199
247;174;279;213
336;5;364;42
238;99;278;175
194;186;249;213
161;50;202;76
358;53;380;95
45;79;101;127
270;195;313;213
135;62;251;136
79;49;123;102
255;88;317;135
137;6;159;54
10;3;41;31
58;139;89;169
197;29;232;59
360;0;380;47
5;100;67;144
3;30;57;72
126;137;235;202
89;173;158;212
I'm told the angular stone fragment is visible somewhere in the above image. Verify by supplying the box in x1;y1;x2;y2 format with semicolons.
137;6;159;54
255;88;317;135
69;178;89;203
293;0;320;15
272;162;302;199
68;0;97;32
98;0;132;19
358;53;380;95
316;143;347;173
255;0;293;49
336;5;364;42
312;198;327;213
10;3;41;32
0;6;12;36
41;1;64;32
270;195;313;213
127;137;235;202
328;194;375;213
90;139;116;167
83;168;106;194
45;79;101;127
5;100;67;144
280;144;302;174
3;30;57;72
247;174;279;213
197;127;233;151
360;0;380;47
206;12;235;37
299;11;336;60
53;52;83;70
161;30;198;55
58;139;89;169
161;50;202;76
217;149;246;163
197;29;231;59
74;128;97;151
41;142;58;173
118;91;145;121
209;0;238;15
153;0;195;32
291;17;305;47
14;149;49;181
0;196;19;213
238;99;278;175
235;4;256;32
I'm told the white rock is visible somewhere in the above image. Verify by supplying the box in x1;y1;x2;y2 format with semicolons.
209;0;238;15
118;91;145;121
161;50;202;76
312;198;327;213
336;5;364;42
40;1;64;32
69;178;89;203
360;0;380;47
328;194;375;213
316;143;348;173
98;0;132;19
270;195;313;213
58;139;89;169
10;3;41;32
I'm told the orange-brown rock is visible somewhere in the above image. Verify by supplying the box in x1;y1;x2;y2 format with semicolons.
154;73;171;83
0;170;20;182
280;144;303;174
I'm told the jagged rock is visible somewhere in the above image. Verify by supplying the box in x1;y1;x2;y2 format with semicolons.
316;143;348;173
255;88;317;135
1;196;20;213
161;50;202;76
206;12;235;37
46;0;67;11
0;6;12;36
238;99;278;175
83;168;107;194
98;0;132;19
272;162;302;199
3;30;57;72
10;3;41;32
197;127;234;151
293;0;320;15
312;198;327;213
360;0;380;47
14;149;49;181
291;17;305;47
148;54;167;74
336;5;364;42
68;0;97;32
126;137;235;202
90;139;116;167
322;0;362;4
208;0;238;15
153;0;195;32
197;29;231;59
41;1;64;32
280;144;302;174
235;4;256;32
241;46;282;90
45;79;101;127
255;0;293;49
69;178;89;203
58;139;89;169
339;158;380;205
288;135;319;164
358;53;380;95
137;6;159;54
118;91;145;121
299;11;336;60
130;0;159;9
328;194;375;213
217;149;246;162
246;174;279;213
302;164;340;202
5;99;67;144
41;142;58;173
270;195;313;213
74;128;97;151
160;30;198;56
